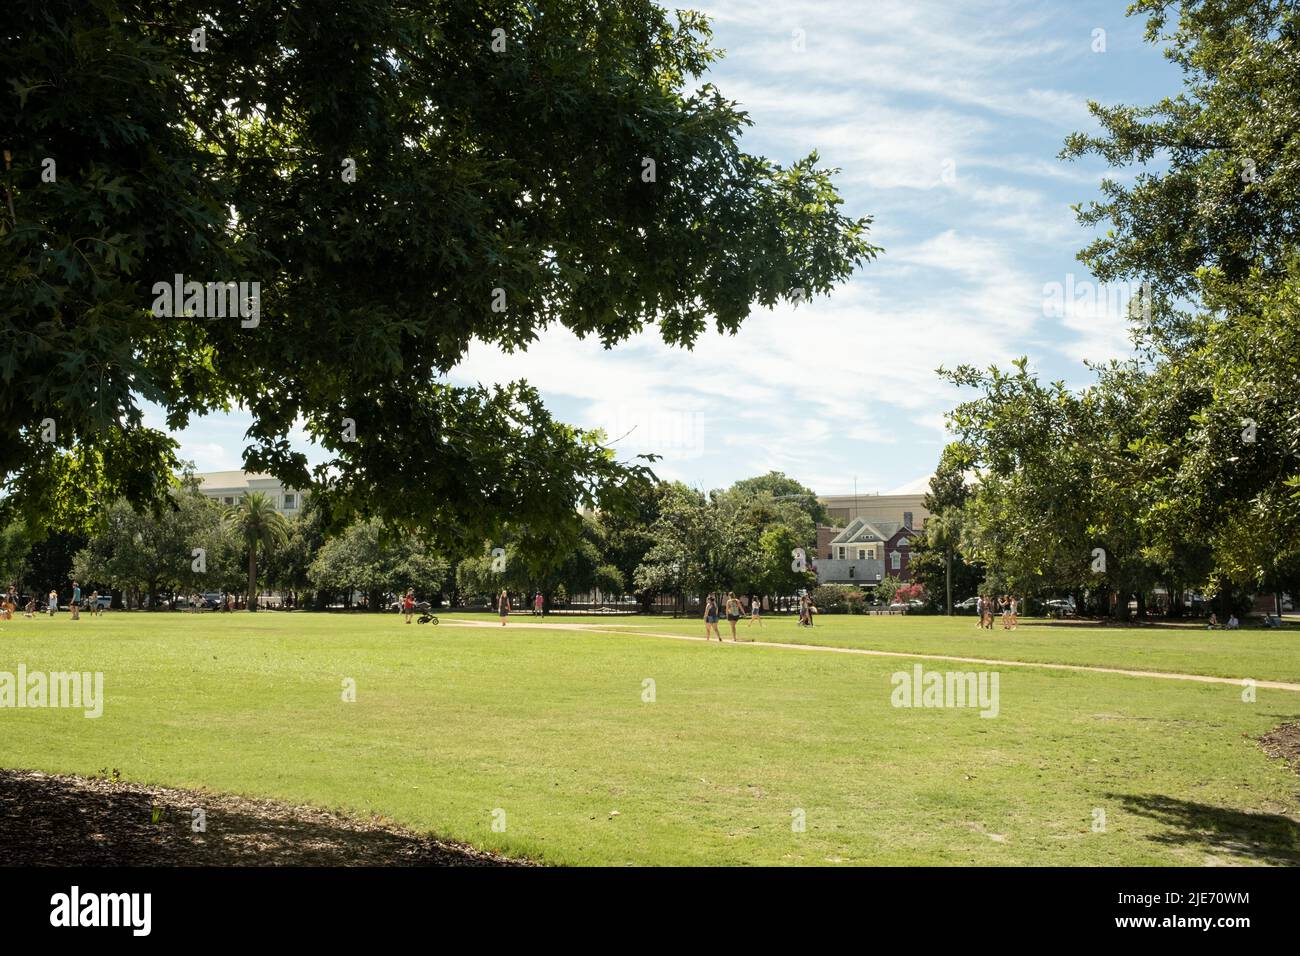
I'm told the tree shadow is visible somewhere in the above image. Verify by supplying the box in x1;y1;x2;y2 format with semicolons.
0;768;532;866
1105;792;1300;866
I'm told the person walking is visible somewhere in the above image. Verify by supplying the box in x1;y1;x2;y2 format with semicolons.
1008;596;1019;629
48;588;59;617
724;592;743;642
403;589;415;624
89;590;101;616
748;594;762;628
498;589;510;626
533;591;544;617
703;593;722;641
70;581;82;620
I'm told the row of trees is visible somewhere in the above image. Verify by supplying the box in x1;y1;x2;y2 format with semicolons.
0;470;827;613
910;0;1300;620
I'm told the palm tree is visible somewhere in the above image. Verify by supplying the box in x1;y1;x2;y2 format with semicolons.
226;492;289;611
925;510;961;616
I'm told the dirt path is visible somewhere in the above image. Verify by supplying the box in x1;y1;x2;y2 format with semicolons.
453;620;1300;693
0;769;532;866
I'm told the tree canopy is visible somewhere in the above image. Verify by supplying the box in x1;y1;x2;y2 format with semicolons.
1;0;877;548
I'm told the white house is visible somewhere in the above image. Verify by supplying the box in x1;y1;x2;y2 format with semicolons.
195;471;306;514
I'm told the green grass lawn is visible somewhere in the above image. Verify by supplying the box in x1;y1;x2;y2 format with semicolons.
485;612;1300;684
2;611;1298;865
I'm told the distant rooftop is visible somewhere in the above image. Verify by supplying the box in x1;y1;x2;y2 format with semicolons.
195;470;288;491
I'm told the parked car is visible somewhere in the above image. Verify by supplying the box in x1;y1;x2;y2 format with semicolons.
202;592;225;609
1043;598;1076;617
95;595;112;609
954;596;980;611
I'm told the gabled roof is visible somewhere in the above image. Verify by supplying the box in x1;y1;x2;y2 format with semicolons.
830;517;907;545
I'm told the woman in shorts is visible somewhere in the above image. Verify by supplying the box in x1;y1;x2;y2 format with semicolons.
724;592;743;641
498;589;510;626
703;593;721;641
403;589;415;624
749;595;762;628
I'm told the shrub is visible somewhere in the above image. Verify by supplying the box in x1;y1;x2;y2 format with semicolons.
811;584;862;613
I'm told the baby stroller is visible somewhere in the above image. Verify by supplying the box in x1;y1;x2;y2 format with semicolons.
414;601;438;625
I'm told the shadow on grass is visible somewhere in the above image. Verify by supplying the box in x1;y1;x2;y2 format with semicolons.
0;768;531;866
1106;792;1300;866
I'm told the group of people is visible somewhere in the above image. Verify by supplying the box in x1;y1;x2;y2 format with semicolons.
400;589;536;625
0;582;101;620
1206;612;1240;630
703;592;762;641
976;594;1018;630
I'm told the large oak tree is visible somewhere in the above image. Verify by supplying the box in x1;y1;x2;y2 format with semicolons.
1;0;877;550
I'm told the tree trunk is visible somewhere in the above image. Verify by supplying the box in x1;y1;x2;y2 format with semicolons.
247;550;258;612
945;548;953;615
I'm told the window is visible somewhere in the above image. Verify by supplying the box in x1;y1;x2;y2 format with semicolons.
903;511;913;528
890;551;901;570
897;537;910;548
838;547;845;559
857;549;866;560
284;494;296;509
223;496;234;505
868;548;876;560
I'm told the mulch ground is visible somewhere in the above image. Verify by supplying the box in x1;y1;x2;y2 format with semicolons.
0;769;535;866
1259;721;1300;775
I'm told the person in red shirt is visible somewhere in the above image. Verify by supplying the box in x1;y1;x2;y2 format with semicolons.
533;591;543;616
403;589;415;624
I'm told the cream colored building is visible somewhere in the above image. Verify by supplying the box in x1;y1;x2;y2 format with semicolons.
196;471;306;514
817;493;930;531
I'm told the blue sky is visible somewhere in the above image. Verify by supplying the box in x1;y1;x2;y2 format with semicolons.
153;0;1183;497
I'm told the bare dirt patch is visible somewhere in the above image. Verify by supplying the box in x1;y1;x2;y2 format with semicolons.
1259;721;1300;775
0;769;534;866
